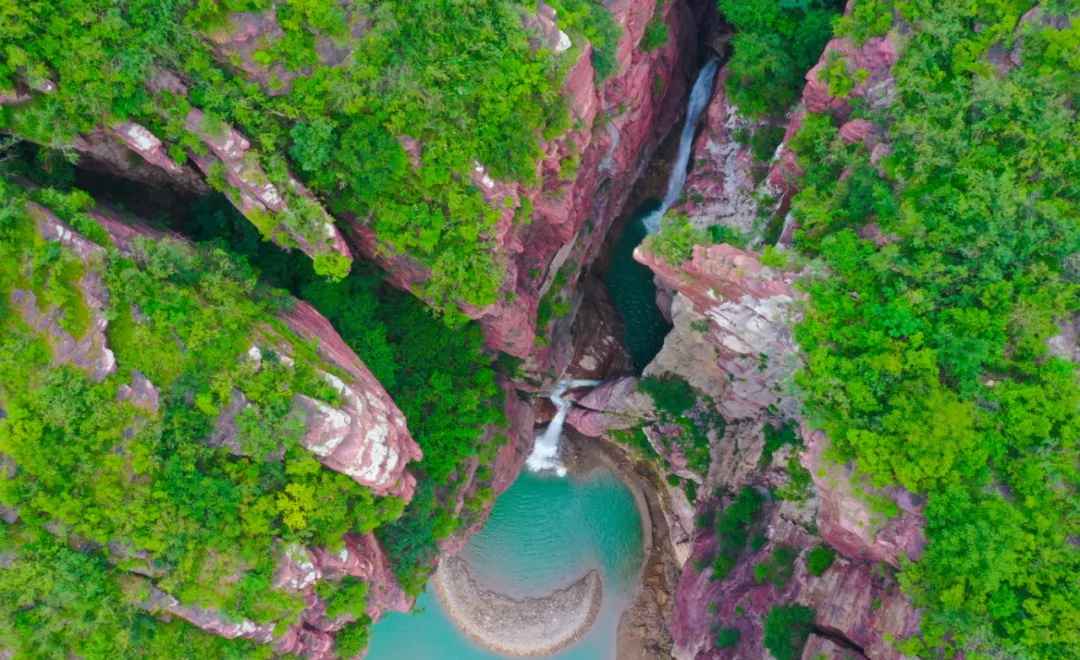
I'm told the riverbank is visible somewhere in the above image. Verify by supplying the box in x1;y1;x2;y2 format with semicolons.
562;431;680;660
431;555;603;657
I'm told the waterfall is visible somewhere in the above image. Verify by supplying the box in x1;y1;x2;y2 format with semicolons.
643;58;721;234
526;379;600;476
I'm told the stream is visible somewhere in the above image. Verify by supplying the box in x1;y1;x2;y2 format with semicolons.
369;57;721;659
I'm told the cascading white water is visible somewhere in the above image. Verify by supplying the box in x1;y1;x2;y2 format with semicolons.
526;379;600;476
643;57;721;234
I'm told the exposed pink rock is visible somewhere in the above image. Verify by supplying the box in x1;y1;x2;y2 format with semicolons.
801;426;925;568
804;35;899;117
71;128;211;194
523;2;573;54
489;378;539;497
203;10;297;95
142;586;275;644
801;634;859;659
15;204;116;382
673;66;762;235
117;370;160;413
282;301;421;500
838;118;877;145
636;244;801;420
671;499;919;660
564;276;634;380
314;533;412;620
181;108;352;265
566;376;654;437
273;543;322;592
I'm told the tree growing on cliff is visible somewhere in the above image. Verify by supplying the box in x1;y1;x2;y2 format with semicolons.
763;604;816;660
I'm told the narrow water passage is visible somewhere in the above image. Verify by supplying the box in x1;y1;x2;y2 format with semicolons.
526;380;599;476
603;200;671;371
643;57;721;233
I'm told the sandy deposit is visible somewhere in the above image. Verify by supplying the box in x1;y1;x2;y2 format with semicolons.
433;555;603;656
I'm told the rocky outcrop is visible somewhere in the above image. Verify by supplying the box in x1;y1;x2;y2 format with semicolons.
282;302;421;500
670;66;763;238
566;376;654;437
670;496;919;660
801;427;925;568
141;586;277;645
312;533;412;619
767;26;901;238
636;243;801;421
16;203;116;382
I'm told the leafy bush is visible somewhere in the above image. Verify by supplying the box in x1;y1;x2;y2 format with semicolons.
642;18;669;52
647;213;708;264
753;545;798;587
715;626;741;648
763;604;816;660
707;224;749;248
750;124;786;162
639;375;697;416
718;0;843;117
712;486;765;580
806;545;836;576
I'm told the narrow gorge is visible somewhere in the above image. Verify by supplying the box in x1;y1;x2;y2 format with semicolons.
2;1;1077;659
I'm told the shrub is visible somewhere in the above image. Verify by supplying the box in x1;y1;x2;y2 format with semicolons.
750;124;786;162
806;545;836;576
641;19;668;52
715;627;741;648
712;486;765;580
639;375;696;416
753;545;798;587
647;213;708;264
763;604;816;660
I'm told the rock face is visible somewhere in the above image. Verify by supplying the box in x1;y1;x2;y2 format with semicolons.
636;243;801;421
282;301;421;500
767;27;901;237
17;203;116;382
566;376;654;437
802;427;925;568
671;66;763;237
670;497;920;660
353;0;706;361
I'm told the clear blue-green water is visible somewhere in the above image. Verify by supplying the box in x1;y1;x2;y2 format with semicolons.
603;200;672;372
367;468;645;659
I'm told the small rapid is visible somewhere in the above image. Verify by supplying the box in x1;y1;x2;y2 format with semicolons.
642;57;720;234
526;379;600;476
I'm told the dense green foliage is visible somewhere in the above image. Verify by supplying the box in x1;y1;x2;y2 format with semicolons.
784;2;1080;656
763;604;816;660
710;486;764;580
0;182;416;653
805;544;836;576
647;213;708;264
176;193;504;597
717;0;843;117
714;626;741;648
0;525;270;659
0;0;621;316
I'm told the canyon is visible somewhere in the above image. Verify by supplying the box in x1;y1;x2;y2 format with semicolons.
0;1;934;658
